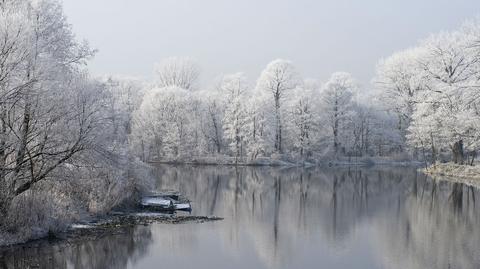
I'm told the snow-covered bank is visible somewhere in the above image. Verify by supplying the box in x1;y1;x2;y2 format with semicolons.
422;163;480;187
0;159;154;247
0;213;222;250
149;155;313;167
322;156;422;167
149;155;421;167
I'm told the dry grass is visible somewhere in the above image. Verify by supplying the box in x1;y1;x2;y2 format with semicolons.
422;163;480;188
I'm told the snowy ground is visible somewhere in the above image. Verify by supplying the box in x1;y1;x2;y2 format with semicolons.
149;155;421;167
149;155;312;167
422;163;480;187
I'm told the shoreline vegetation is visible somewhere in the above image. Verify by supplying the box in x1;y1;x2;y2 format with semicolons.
422;163;480;187
0;212;223;249
147;155;422;167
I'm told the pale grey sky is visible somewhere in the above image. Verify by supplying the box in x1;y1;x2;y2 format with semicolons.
62;0;480;87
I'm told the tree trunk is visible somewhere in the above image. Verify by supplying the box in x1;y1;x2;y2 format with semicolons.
333;119;339;154
430;132;436;166
0;104;9;217
16;102;31;169
211;112;221;154
470;151;476;166
274;96;282;153
451;140;464;165
333;98;339;154
278;119;282;153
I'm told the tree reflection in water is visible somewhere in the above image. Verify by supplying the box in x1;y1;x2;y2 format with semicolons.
153;165;480;269
1;165;480;269
0;226;153;269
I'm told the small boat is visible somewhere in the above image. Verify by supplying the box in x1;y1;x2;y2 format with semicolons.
141;196;174;209
140;194;192;212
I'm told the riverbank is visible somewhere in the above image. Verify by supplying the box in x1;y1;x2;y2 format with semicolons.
0;211;223;248
422;163;480;187
149;155;422;167
0;158;153;247
150;156;310;167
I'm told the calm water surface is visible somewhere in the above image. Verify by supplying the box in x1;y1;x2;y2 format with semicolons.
1;165;480;269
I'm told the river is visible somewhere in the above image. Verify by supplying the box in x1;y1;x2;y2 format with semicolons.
1;165;479;269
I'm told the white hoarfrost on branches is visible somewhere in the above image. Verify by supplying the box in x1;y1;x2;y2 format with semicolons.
405;20;480;165
0;0;149;243
154;57;200;90
371;18;480;166
287;79;319;157
134;86;195;159
133;57;415;163
256;59;302;153
131;20;480;167
373;47;428;142
220;73;249;158
320;72;357;154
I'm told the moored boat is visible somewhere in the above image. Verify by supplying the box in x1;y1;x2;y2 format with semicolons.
140;193;192;212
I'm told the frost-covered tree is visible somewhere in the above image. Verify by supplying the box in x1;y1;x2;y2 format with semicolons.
154;57;200;90
287;79;319;157
347;101;371;156
198;89;224;154
320;72;357;154
0;0;96;212
407;21;480;164
244;95;270;159
346;90;404;157
0;0;146;235
373;47;428;147
256;60;301;153
133;86;195;160
103;76;145;142
220;73;249;158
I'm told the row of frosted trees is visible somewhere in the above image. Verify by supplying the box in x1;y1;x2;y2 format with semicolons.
132;58;401;162
132;20;480;165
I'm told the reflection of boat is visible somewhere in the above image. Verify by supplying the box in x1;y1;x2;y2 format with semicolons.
140;194;192;212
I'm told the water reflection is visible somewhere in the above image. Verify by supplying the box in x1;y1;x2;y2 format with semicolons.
0;226;153;269
1;166;480;269
152;165;480;269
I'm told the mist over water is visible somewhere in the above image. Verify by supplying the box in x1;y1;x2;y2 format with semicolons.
2;165;480;269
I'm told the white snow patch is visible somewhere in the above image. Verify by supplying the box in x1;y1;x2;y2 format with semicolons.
133;212;172;217
141;197;172;207
174;203;191;210
70;224;93;229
